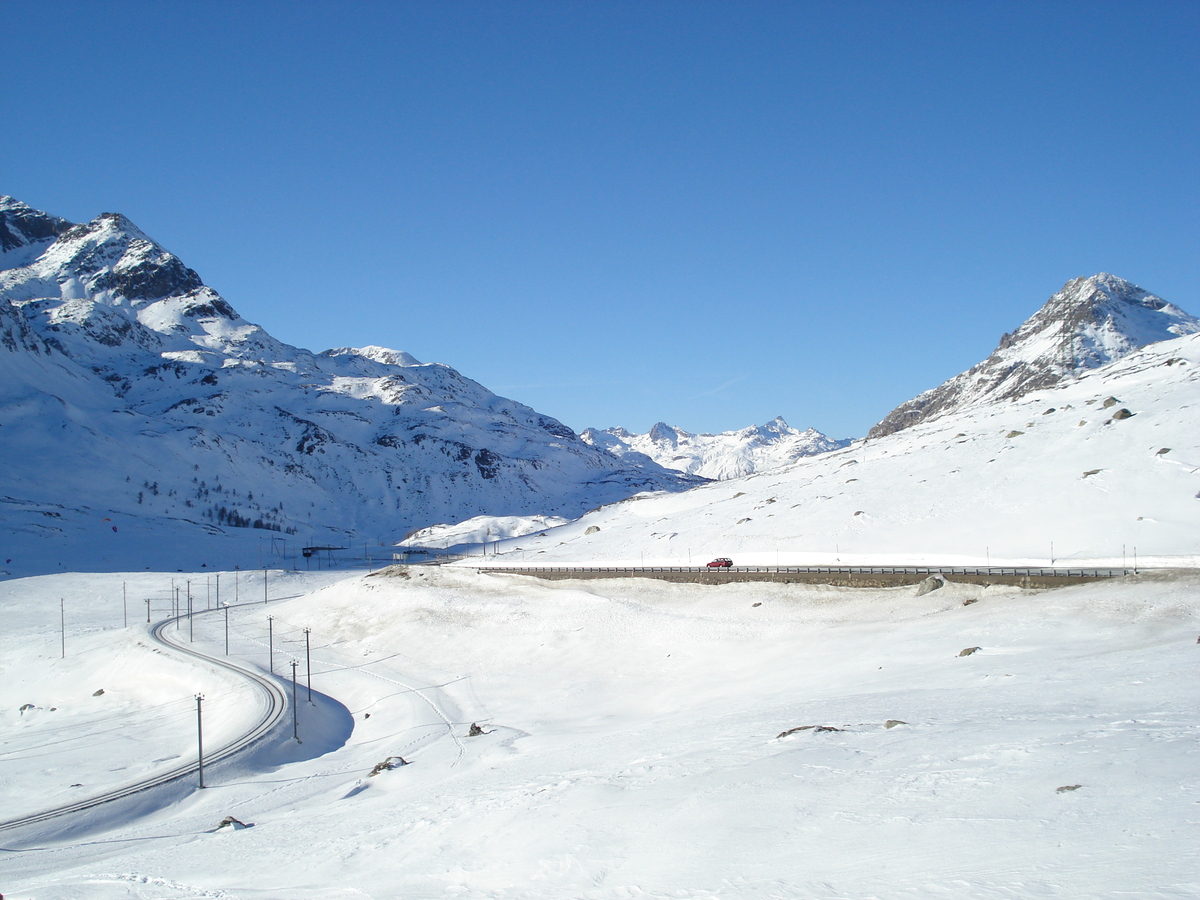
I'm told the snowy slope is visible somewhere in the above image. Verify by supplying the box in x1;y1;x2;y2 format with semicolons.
1;566;1196;899
480;331;1200;567
397;512;571;551
0;198;699;575
581;417;849;480
869;274;1200;438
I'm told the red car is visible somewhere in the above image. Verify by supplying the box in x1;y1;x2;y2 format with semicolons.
706;558;733;568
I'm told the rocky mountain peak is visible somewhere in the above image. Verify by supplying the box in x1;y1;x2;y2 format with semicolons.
0;196;73;267
868;274;1200;439
647;422;681;446
46;209;205;303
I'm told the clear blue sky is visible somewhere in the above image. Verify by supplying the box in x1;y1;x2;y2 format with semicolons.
4;1;1197;438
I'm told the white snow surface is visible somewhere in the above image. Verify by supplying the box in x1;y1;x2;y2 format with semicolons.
582;418;850;481
478;332;1200;569
0;199;698;576
398;514;571;551
1;566;1196;898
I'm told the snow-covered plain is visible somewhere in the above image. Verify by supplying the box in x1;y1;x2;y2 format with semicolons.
479;331;1200;570
1;565;1197;899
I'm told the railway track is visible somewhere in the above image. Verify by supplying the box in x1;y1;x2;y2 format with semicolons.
0;605;289;833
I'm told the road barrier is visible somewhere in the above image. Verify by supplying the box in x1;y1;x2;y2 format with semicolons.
472;564;1136;588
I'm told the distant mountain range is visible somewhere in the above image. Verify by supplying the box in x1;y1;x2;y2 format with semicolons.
581;418;850;480
0;196;700;569
4;193;1197;573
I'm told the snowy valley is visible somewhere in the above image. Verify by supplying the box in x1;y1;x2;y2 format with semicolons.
1;199;1198;900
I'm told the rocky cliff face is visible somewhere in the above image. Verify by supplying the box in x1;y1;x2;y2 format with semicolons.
582;416;849;480
868;274;1200;439
0;197;700;556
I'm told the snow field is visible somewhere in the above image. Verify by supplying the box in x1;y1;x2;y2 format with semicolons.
1;566;1196;898
481;333;1200;569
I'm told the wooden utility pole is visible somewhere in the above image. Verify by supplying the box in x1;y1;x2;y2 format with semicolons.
291;660;300;742
304;628;312;702
196;694;205;788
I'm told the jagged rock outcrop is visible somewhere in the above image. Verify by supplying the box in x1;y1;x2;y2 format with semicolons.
868;274;1199;438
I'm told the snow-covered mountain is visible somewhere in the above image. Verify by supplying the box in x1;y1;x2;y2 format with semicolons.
581;417;850;480
869;274;1200;438
0;197;699;572
478;324;1200;567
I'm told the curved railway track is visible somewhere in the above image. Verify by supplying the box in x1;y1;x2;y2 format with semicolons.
0;607;289;833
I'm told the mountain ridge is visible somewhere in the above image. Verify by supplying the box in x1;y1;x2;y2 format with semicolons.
582;417;849;480
0;197;700;571
868;273;1200;438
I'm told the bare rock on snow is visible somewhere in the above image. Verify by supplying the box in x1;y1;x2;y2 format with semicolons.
916;574;945;596
777;725;842;738
369;756;407;775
